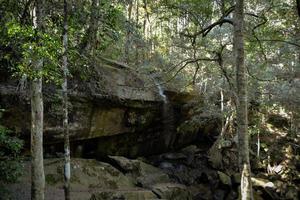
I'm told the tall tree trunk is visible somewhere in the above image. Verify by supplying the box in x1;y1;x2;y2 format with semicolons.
82;0;99;55
142;0;147;60
295;0;300;134
233;0;253;199
62;0;71;199
142;0;147;37
135;0;139;65
220;88;224;136
296;0;300;79
125;1;133;63
31;0;45;199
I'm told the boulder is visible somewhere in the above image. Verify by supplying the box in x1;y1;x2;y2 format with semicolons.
251;177;275;189
44;159;135;189
108;156;140;172
162;152;187;160
217;171;232;187
151;183;192;200
188;184;212;200
181;145;200;155
213;189;227;200
285;186;299;200
108;156;170;187
6;158;143;200
232;173;241;185
90;189;157;200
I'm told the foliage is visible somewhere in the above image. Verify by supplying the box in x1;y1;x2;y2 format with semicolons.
0;109;24;197
1;0;297;138
4;20;62;83
0;0;298;128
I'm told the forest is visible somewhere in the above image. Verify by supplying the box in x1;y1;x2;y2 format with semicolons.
0;0;299;199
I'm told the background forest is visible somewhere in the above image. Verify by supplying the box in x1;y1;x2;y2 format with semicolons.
0;0;299;200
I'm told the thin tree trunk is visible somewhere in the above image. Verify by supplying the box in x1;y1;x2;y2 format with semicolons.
295;0;300;135
31;0;45;199
142;0;147;60
220;88;224;136
128;1;133;20
30;62;45;200
62;0;71;199
135;0;139;65
233;0;253;199
142;0;147;37
125;1;133;63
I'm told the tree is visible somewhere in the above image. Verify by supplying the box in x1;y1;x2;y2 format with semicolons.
234;0;253;199
62;0;71;199
125;0;133;63
31;0;45;199
81;0;100;55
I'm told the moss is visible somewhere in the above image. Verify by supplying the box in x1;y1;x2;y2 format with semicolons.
104;179;118;189
70;173;81;183
45;174;60;185
104;166;120;177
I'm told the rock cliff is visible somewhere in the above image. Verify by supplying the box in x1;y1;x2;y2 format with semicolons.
0;63;212;157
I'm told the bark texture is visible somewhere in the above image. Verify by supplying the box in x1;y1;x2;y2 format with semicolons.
233;0;253;199
62;0;71;199
31;1;45;199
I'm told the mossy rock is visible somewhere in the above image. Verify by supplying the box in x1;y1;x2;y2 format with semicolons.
217;171;232;186
45;173;61;185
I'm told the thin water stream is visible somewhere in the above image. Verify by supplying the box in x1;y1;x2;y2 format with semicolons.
155;82;175;150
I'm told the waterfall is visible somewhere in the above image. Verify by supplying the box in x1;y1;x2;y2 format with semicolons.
157;84;167;103
155;82;175;150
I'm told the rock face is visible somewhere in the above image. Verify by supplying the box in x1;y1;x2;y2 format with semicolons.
0;64;208;157
1;65;160;139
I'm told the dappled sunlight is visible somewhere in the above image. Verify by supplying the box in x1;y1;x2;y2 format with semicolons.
264;123;288;138
251;111;300;198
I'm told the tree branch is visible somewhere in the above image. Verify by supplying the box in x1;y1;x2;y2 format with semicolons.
248;39;300;48
180;6;234;38
246;64;276;82
245;12;269;60
161;57;218;86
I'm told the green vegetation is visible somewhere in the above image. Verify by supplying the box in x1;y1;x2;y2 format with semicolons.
0;108;23;197
0;0;299;199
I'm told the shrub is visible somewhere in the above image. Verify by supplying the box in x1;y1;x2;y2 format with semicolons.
0;109;24;198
